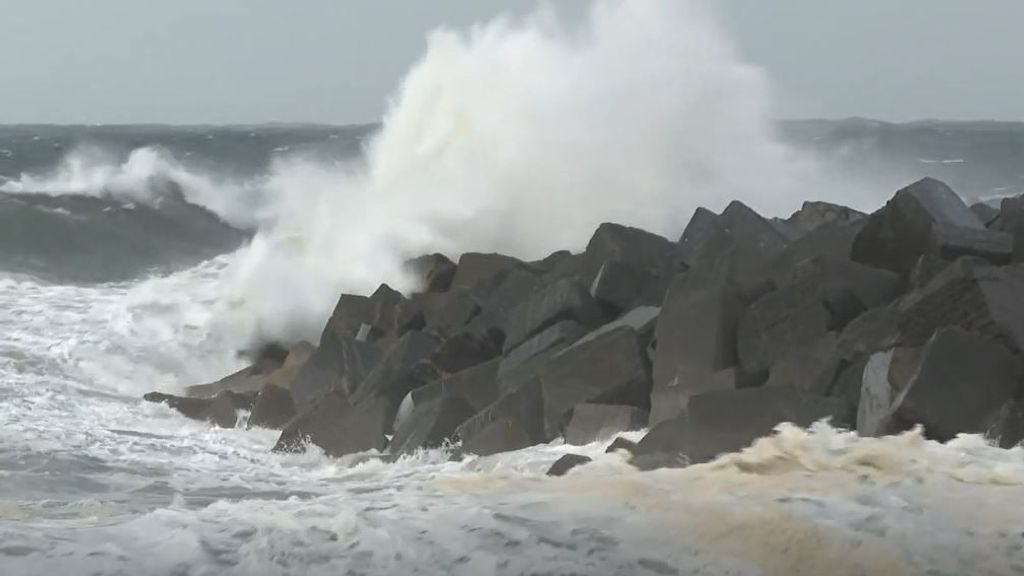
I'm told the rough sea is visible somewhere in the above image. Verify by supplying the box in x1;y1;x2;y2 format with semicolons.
1;122;1024;575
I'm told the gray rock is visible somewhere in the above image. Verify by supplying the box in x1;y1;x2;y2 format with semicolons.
589;259;658;314
650;367;758;427
908;254;951;291
547;454;592;477
247;384;296;430
498;320;585;380
987;401;1024;448
184;346;289;398
970;202;1001;227
583;222;678;279
350;331;442;426
687;201;790;291
636;387;844;466
764;332;841;395
324;284;405;343
852;177;984;277
605;436;639;455
404;253;457;293
417;331;499;383
539;327;652;438
897;260;1024;352
890;327;1019;441
785;201;865;236
466;266;544;348
678;207;724;265
502;279;606;353
737;283;832;374
836;306;901;361
650;279;745;425
930;225;1013;265
289;331;380;413
573;306;659;349
144;390;251;428
437;358;501;412
564;404;648;445
773;256;902;318
856;350;896;437
771;221;865;277
457;378;546;455
392;291;480;339
390;395;476;454
273;393;390;457
450;252;523;293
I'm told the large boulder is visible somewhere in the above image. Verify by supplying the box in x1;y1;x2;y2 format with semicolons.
498;320;585;380
677;207;724;266
736;283;832;375
502;279;606;353
971;202;1001;227
836;305;901;361
850;178;1006;278
889;327;1019;441
389;395;476;455
650;278;745;425
404;253;457;293
772;255;902;317
987;401;1024;448
635;387;845;466
394;358;502;430
144;391;252;428
686;201;790;291
184;344;292;397
449;252;523;293
784;201;865;237
392;291;480;339
273;393;390;457
539;326;652;438
457;378;547;455
247;384;296;430
564;404;648;445
771;221;866;279
855;350;898;437
584;222;678;276
323;284;405;343
349;331;442;430
574;306;659;351
764;332;840;395
465;266;544;348
583;223;682;311
288;331;380;413
589;259;664;314
417;331;499;382
896;260;1024;352
547;454;592;477
263;342;316;389
437;358;501;412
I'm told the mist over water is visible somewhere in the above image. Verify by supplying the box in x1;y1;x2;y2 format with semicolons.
216;0;817;346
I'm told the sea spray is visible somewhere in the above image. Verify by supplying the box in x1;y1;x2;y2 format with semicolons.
215;0;813;348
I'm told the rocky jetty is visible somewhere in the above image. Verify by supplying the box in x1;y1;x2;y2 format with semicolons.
146;178;1024;469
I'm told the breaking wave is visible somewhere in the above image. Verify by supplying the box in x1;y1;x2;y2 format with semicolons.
211;0;829;348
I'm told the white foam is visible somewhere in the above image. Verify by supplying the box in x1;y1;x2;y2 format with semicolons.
0;145;264;229
208;0;825;347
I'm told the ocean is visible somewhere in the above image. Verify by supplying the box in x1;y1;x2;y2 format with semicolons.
3;1;1024;573
1;121;1023;576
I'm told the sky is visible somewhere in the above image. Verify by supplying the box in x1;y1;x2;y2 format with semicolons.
1;0;1022;124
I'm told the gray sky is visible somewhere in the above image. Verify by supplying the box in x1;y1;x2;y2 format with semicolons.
1;1;1021;124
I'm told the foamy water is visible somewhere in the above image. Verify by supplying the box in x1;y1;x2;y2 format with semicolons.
3;1;1023;573
3;263;1024;575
